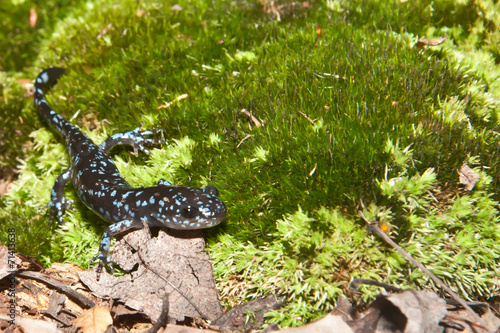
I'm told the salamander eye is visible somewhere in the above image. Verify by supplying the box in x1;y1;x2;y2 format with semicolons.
203;185;219;197
180;205;198;219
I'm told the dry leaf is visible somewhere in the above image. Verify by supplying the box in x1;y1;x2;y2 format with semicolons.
415;36;446;48
0;314;60;333
170;4;183;11
383;291;447;333
30;8;37;27
458;163;479;191
16;78;34;96
79;228;222;323
213;295;282;331
277;313;353;333
444;305;500;333
0;246;22;280
71;306;112;333
136;7;146;16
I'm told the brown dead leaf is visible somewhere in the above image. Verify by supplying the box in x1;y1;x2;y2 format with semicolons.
44;262;84;284
170;4;183;12
79;228;222;323
458;163;479;191
0;246;22;280
383;290;447;333
16;78;34;96
338;290;447;333
136;7;146;16
415;36;447;48
0;314;60;332
71;306;112;333
0;178;15;197
213;295;282;331
162;325;218;332
30;8;37;27
277;313;354;333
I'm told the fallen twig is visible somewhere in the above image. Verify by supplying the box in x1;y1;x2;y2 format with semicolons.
358;211;489;331
157;94;189;109
144;293;169;333
236;134;253;148
350;278;403;293
241;109;262;127
17;271;95;309
297;110;315;124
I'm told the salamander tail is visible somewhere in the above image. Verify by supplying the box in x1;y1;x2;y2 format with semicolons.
34;67;66;95
34;68;73;137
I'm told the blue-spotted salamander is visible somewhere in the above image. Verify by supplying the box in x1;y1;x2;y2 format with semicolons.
34;68;226;280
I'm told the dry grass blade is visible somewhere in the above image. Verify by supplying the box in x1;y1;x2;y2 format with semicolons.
157;94;189;110
241;109;262;127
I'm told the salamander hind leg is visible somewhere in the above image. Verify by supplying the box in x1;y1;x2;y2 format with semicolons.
46;167;74;225
99;124;163;156
90;219;143;280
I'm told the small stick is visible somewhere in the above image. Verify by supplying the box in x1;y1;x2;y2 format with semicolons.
236;134;253;149
144;293;169;333
241;109;261;127
350;278;403;293
297;110;315;124
157;94;189;110
17;271;95;309
358;211;487;329
445;313;488;330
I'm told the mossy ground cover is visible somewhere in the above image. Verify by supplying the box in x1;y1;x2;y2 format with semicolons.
1;0;499;327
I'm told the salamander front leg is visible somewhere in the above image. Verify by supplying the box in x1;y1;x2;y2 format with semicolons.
99;124;163;156
90;219;143;280
46;167;73;225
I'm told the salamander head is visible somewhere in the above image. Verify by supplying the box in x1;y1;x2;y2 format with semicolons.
146;185;227;230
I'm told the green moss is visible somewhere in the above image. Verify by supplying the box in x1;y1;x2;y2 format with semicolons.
0;0;79;71
1;0;500;328
0;74;31;176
